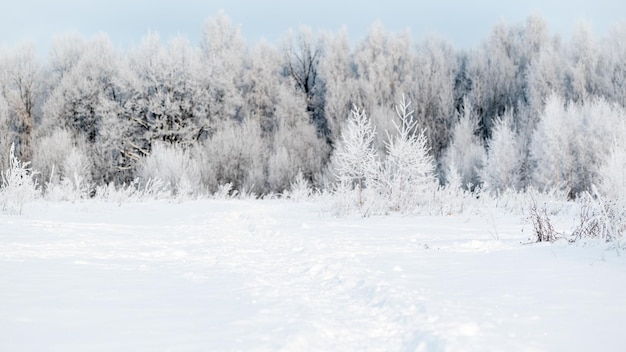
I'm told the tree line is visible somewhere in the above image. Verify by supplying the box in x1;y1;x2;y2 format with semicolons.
1;12;625;198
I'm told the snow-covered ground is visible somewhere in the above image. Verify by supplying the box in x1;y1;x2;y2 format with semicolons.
1;199;625;351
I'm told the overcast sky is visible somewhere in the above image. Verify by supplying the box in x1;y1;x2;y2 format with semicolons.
1;0;624;56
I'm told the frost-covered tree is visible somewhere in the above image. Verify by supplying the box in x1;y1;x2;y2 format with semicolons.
42;34;130;185
240;40;326;193
531;95;574;192
267;86;326;192
481;112;525;193
48;34;87;84
127;34;207;148
465;24;518;138
351;22;416;152
352;22;414;111
564;23;600;103
599;133;626;203
596;118;626;231
318;28;357;146
241;41;282;135
380;97;436;212
531;94;621;196
526;36;564;119
44;35;110;141
598;22;626;107
0;43;42;161
465;14;550;139
200;11;245;123
411;37;458;162
442;97;485;189
282;26;326;136
330;106;379;207
0;95;10;174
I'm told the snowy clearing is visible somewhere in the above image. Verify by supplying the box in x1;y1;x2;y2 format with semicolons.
1;200;625;351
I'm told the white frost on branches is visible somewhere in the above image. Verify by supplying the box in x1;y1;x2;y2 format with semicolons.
380;96;436;213
330;97;436;215
331;105;378;208
1;144;40;214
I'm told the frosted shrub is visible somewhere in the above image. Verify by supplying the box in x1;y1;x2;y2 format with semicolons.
138;178;171;200
33;129;96;201
528;198;561;243
571;189;626;245
94;181;140;203
198;120;266;195
1;144;40;214
327;180;358;217
94;178;170;202
213;183;237;200
44;147;92;201
63;147;91;195
285;170;312;202
433;164;479;216
138;142;202;198
32;128;74;186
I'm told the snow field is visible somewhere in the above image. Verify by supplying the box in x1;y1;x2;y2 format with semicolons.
1;199;626;351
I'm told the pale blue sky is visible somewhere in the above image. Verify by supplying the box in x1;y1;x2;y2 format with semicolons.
1;0;624;55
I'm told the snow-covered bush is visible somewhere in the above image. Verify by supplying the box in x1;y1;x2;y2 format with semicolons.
571;189;625;245
137;142;202;198
62;147;92;197
32;128;73;186
212;183;238;200
326;180;357;217
432;166;480;216
94;178;170;203
138;178;171;200
528;196;561;243
198;119;266;195
285;170;313;202
94;181;140;203
1;144;40;214
43;147;92;201
32;128;96;201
